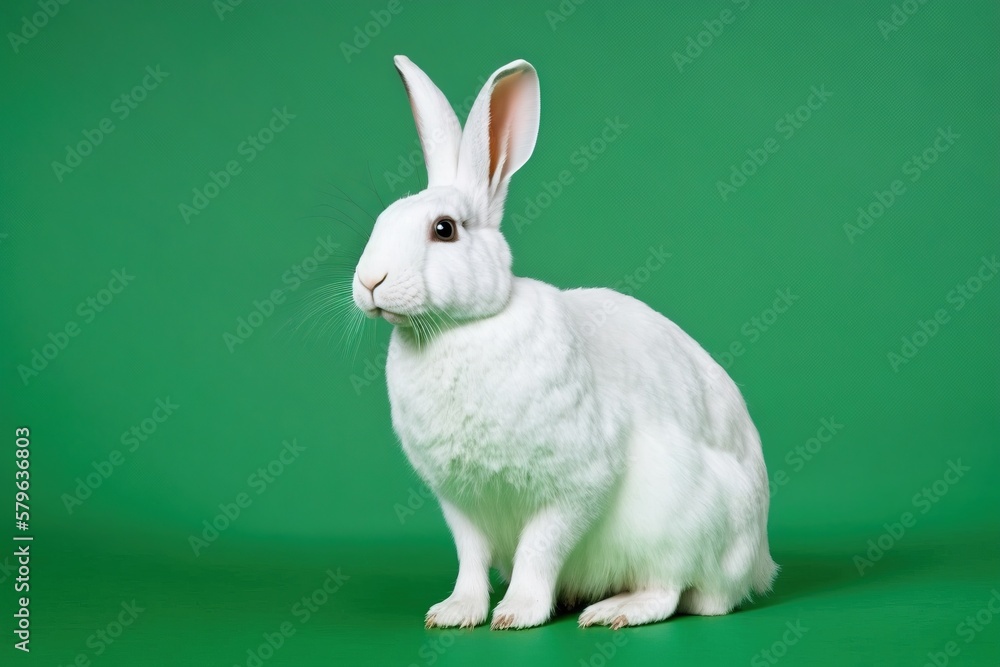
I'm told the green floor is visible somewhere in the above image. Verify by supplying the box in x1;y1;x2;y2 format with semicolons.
26;528;1000;666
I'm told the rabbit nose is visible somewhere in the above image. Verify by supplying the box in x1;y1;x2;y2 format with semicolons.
359;272;387;294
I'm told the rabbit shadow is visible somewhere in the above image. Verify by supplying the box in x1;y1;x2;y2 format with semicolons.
740;546;866;612
742;535;975;613
546;538;950;621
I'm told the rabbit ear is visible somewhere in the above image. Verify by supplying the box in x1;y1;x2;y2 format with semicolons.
394;55;462;187
456;60;539;212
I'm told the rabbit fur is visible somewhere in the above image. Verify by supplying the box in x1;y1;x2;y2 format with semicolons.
352;55;777;630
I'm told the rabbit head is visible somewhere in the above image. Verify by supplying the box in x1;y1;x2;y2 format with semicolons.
353;56;540;326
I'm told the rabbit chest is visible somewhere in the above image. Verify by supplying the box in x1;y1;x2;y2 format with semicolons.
383;295;621;505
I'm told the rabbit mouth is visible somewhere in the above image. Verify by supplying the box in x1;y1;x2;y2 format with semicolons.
359;302;411;326
375;308;408;326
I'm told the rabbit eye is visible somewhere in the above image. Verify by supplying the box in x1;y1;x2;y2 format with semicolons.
432;218;457;242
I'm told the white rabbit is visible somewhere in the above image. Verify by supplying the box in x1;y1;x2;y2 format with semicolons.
352;55;777;630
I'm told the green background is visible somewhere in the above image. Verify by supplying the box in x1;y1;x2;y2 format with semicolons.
2;1;998;665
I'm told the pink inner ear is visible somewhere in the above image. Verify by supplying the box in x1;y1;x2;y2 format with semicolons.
488;72;523;181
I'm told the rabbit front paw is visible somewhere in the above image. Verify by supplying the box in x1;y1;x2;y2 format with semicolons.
490;595;551;630
425;594;488;629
